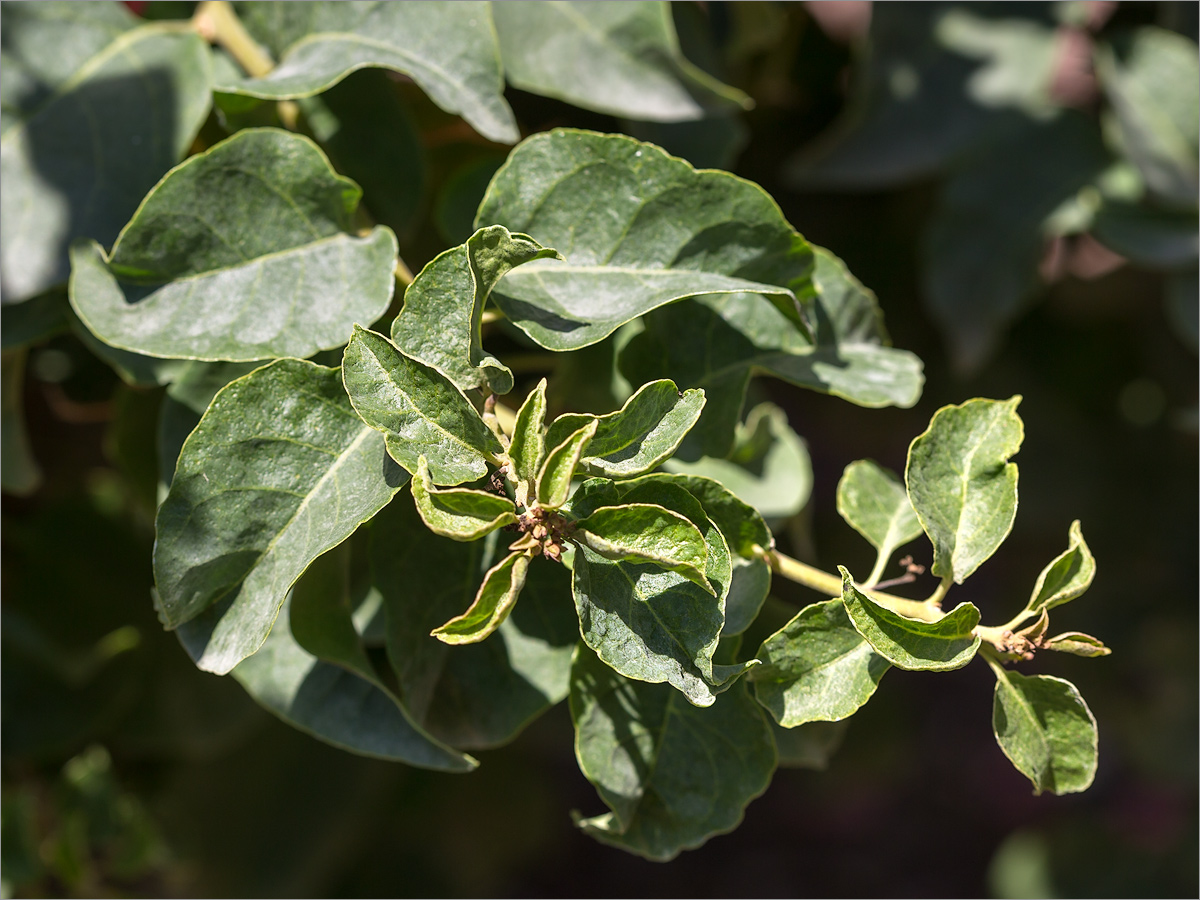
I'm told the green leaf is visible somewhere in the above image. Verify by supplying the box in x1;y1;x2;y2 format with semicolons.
431;551;530;645
1;350;40;496
412;457;516;542
232;597;474;771
492;1;748;122
992;669;1099;795
1;16;211;303
575;503;712;595
836;459;922;563
342;325;503;486
622;248;923;458
772;720;848;771
476;129;813;350
1089;199;1199;269
165;360;266;415
569;476;745;707
535;420;596;509
544;380;705;479
1;290;70;350
1042;632;1111;658
906;396;1023;584
391;226;561;395
224;1;518;144
569;646;775;862
69;129;398;361
154;359;408;674
373;500;577;749
751;599;890;727
1027;520;1096;615
1096;27;1199;206
840;569;981;672
507;377;547;505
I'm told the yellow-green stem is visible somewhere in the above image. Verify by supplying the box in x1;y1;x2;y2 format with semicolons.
767;550;944;623
193;1;273;77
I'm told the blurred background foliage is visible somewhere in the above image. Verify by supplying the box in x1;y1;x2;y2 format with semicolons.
2;1;1196;896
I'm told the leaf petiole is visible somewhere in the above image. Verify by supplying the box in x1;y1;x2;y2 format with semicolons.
767;549;944;623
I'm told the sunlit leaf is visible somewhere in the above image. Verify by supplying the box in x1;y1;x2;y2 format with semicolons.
411;457;516;542
1027;520;1096;615
431;551;530;645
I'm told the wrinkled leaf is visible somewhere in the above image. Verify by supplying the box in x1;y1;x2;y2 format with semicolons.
992;669;1099;795
224;1;519;144
1042;632;1111;658
575;503;712;595
373;500;577;749
906;396;1023;584
342;325;503;486
570;646;775;862
841;570;981;672
155;359;408;674
836;459;922;563
411;457;516;542
535;420;596;509
431;551;530;645
1;17;211;303
391;226;561;395
69;129;398;361
507;377;547;504
1027;520;1096;615
492;1;748;122
477;129;813;350
752;599;890;727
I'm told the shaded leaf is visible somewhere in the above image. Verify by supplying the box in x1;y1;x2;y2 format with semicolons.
476;129;813;350
575;503;712;595
373;500;577;749
752;599;890;726
841;569;981;672
69;129;398;361
992;669;1098;795
155;359;408;674
772;719;848;771
1042;632;1111;658
342;325;503;486
431;551;530;645
225;1;518;144
1;350;40;496
1089;199;1199;269
165;360;266;415
535;420;596;509
412;457;516;542
1;17;211;303
1027;520;1096;615
906;396;1023;584
545;380;705;479
836;459;922;561
391;226;561;395
570;646;775;862
492;1;748;122
1;290;70;350
507;377;547;505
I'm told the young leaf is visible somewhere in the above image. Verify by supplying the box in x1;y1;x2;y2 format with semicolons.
222;1;519;144
507;378;548;505
622;249;924;458
431;551;530;645
574;503;712;595
475;129;813;350
155;359;409;674
836;460;922;565
69;129;398;361
342;325;504;486
373;500;576;749
840;569;981;672
1027;520;1096;615
535;420;597;509
906;396;1023;584
543;380;705;479
391;226;562;395
412;457;516;542
1;17;211;303
492;2;749;122
569;646;775;862
1042;633;1111;658
992;669;1099;795
752;599;891;727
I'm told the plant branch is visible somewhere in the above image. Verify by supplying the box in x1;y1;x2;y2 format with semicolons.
925;575;953;608
192;1;273;77
766;549;944;622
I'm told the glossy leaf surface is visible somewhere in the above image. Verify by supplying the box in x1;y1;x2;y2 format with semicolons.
575;503;712;595
156;360;408;674
476;130;813;350
1027;520;1096;615
342;326;503;486
841;571;981;672
431;551;530;645
906;396;1023;584
391;226;561;395
411;457;516;542
1;18;211;303
752;599;890;727
570;647;775;861
836;460;922;559
225;1;518;144
992;670;1098;795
